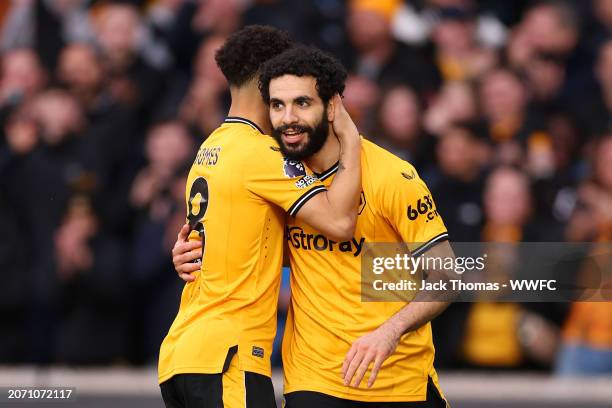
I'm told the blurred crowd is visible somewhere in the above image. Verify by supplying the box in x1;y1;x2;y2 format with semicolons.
0;0;611;375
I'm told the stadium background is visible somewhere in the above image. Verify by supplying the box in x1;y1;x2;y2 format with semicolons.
0;0;611;406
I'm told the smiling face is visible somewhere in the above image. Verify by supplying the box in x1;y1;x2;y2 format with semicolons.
268;75;331;160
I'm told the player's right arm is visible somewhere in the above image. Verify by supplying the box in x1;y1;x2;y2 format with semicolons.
292;95;361;241
173;97;361;281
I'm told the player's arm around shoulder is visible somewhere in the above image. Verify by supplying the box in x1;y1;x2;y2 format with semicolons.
293;95;362;241
172;224;202;283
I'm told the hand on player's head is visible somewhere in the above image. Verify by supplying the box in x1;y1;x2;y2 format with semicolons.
330;94;359;146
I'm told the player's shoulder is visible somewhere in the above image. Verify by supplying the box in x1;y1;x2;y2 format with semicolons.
213;120;262;144
361;138;420;185
245;134;288;168
220;122;305;178
209;120;283;157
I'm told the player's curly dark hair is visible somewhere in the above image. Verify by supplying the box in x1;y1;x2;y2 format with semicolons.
258;46;347;105
214;25;293;87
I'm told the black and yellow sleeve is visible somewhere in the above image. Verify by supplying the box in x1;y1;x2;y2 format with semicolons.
245;143;326;215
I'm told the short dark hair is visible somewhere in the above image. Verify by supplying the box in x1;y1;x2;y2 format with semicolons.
258;46;347;104
215;25;293;87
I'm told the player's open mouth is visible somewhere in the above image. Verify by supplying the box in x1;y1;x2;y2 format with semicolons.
282;128;306;144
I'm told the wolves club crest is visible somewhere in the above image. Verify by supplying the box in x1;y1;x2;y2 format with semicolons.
283;158;307;178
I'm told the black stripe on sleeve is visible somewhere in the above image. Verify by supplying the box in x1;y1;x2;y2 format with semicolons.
314;161;339;181
411;232;449;257
287;186;327;217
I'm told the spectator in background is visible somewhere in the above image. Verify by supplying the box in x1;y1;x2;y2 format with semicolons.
479;68;533;144
0;48;46;111
430;5;497;82
506;1;571;68
0;0;92;69
424;80;479;136
346;0;440;99
162;0;242;72
91;2;167;125
571;39;612;139
56;41;135;133
341;74;381;133
514;1;579;60
527;112;585;226
176;35;228;136
431;125;489;241
590;0;612;50
129;121;194;213
56;42;137;233
373;84;432;168
57;42;135;168
54;194;127;365
558;135;612;376
392;0;508;49
478;67;549;168
460;167;563;370
2;89;93;362
508;1;589;96
56;43;106;111
190;0;242;37
2;102;38;159
428;124;490;368
242;0;349;61
523;53;567;114
147;0;184;39
0;49;45;168
566;135;612;243
129;120;195;363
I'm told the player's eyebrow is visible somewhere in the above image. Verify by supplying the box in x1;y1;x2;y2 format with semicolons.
269;97;283;105
294;96;313;104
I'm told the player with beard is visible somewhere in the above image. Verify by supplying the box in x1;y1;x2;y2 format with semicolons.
158;28;362;408
258;47;452;407
270;101;329;160
173;46;454;407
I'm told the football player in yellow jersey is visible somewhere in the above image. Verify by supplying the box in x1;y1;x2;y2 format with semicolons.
173;46;454;407
158;27;362;408
259;47;453;408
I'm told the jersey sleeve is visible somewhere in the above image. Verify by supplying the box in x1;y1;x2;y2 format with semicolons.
245;144;327;217
379;163;448;256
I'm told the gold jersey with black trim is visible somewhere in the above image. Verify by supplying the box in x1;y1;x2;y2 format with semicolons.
158;117;327;383
283;138;449;402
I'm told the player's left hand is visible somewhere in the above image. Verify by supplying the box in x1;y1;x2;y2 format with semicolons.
341;323;401;388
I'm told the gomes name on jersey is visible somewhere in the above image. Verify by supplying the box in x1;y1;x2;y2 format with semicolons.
194;146;221;166
286;226;365;257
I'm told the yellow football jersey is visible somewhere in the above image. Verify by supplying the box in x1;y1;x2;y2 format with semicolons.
159;117;327;383
283;138;448;402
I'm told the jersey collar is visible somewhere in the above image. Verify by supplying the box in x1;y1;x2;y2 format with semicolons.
314;161;339;181
224;116;264;134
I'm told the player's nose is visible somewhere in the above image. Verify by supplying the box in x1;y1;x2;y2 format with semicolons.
282;106;299;124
